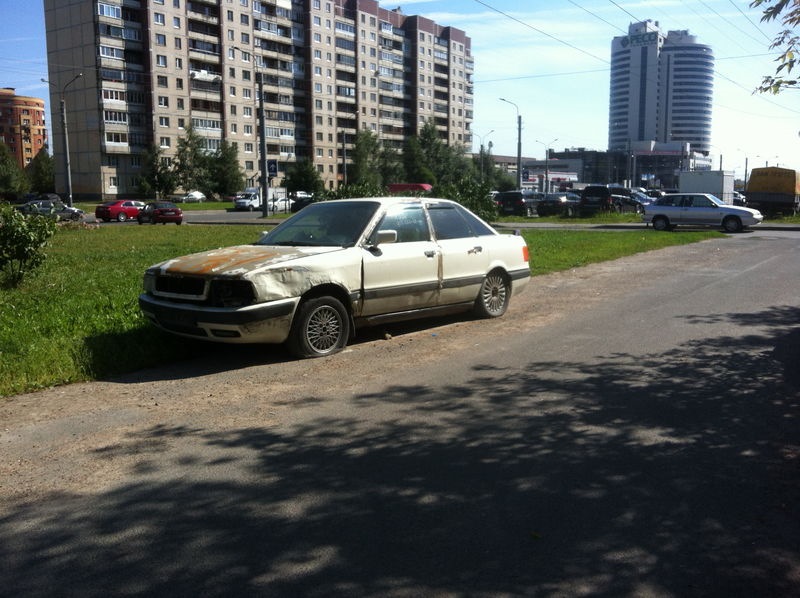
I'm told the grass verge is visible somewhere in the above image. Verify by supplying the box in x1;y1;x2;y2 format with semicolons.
1;224;723;397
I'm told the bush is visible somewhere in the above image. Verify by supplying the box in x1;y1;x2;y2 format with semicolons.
0;205;57;287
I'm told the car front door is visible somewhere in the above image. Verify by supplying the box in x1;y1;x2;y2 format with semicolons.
681;194;719;225
360;204;440;316
426;202;491;306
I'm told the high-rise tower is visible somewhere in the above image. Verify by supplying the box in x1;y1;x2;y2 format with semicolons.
608;20;713;155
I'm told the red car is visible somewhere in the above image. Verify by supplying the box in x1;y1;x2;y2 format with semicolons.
137;201;183;225
95;200;145;222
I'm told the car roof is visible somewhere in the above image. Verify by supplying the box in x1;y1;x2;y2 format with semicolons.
316;196;461;207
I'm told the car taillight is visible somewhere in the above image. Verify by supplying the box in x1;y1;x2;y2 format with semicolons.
522;246;530;262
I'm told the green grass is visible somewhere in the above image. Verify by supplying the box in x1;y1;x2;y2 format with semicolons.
522;229;723;276
1;224;723;397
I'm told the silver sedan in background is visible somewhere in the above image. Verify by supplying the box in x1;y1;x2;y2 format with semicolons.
643;193;763;232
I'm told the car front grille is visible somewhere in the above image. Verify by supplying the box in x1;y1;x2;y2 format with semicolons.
155;275;206;296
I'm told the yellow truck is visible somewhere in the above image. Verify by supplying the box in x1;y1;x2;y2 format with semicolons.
745;167;800;216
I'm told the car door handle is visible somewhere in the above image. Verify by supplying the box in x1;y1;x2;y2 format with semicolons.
468;246;483;254
424;250;436;258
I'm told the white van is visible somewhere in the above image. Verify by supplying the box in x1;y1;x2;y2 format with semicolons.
233;188;262;211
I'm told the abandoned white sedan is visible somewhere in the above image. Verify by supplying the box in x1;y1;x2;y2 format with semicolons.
139;197;531;357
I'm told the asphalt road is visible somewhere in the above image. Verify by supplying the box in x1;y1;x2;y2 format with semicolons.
1;230;798;597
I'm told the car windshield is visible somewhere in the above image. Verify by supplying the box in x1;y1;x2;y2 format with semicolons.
257;201;381;247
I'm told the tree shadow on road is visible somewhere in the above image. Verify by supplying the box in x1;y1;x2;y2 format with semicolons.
2;306;799;597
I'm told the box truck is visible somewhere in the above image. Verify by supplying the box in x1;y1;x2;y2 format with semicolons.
678;170;735;203
745;167;800;216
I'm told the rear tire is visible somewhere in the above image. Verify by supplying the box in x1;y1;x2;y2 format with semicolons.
288;296;350;358
652;216;670;231
474;270;510;318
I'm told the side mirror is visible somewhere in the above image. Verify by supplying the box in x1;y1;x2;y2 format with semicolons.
374;229;397;245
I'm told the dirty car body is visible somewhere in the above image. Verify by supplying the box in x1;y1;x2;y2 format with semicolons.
139;197;531;357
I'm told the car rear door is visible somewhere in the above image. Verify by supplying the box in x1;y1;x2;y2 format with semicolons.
426;202;491;306
360;204;440;316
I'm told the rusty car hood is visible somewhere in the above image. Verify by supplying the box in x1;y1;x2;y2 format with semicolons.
153;244;341;277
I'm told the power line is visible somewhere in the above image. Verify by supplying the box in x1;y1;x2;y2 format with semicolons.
472;0;609;64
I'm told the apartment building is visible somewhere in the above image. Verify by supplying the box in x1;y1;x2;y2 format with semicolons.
0;88;48;170
608;20;714;155
43;0;474;201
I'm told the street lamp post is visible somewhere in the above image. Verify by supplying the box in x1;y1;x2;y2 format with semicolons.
476;129;494;183
43;73;83;207
499;98;522;190
233;47;270;216
536;138;558;193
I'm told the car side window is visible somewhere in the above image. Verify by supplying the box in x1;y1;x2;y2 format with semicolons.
375;205;430;243
693;196;713;207
427;204;474;240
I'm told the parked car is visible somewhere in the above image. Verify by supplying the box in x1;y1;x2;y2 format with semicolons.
643;193;763;232
17;198;84;221
494;190;542;217
139;197;531;358
269;197;294;212
579;185;617;216
536;192;581;217
181;190;206;203
137;201;183;225
95;200;146;222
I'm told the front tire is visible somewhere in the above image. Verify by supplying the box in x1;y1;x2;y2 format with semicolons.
117;212;127;222
474;270;510;318
722;216;742;233
288;296;350;358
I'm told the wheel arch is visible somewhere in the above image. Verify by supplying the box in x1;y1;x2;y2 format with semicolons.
299;283;356;333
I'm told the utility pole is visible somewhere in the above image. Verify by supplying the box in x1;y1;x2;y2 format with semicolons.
500;98;522;189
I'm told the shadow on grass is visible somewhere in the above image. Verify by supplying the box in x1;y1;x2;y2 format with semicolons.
3;306;798;596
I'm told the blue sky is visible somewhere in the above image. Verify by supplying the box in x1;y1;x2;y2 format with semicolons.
1;0;795;179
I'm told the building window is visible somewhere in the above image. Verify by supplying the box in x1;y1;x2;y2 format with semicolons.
177;98;184;110
158;96;169;107
173;17;180;28
244;142;254;153
157;75;168;87
159;116;170;127
244;124;253;135
160;137;170;147
156;55;167;67
154;13;165;25
155;34;166;46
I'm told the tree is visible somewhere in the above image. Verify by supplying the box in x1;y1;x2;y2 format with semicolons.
402;135;436;185
751;0;800;93
0;204;57;287
210;140;245;198
174;126;213;197
0;143;26;200
283;157;325;197
435;177;498;223
25;149;54;194
138;145;177;198
347;130;384;189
